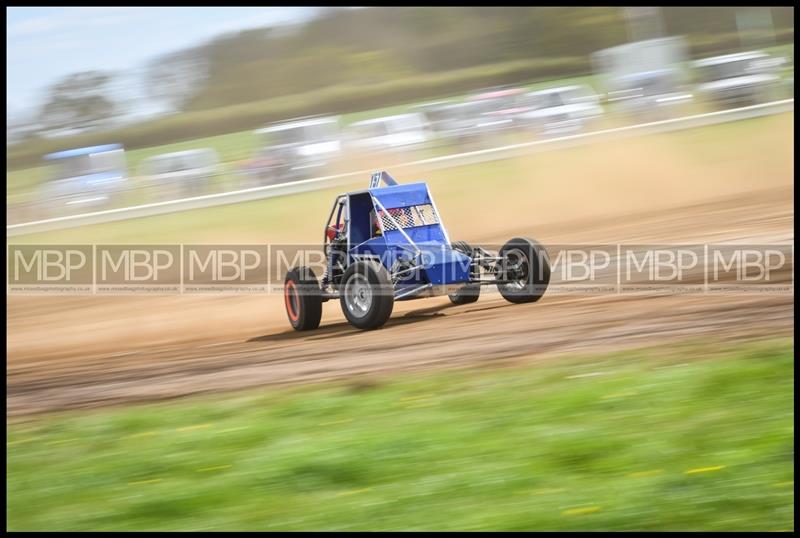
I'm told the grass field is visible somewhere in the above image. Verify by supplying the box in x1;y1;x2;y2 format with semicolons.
8;111;794;245
6;338;794;531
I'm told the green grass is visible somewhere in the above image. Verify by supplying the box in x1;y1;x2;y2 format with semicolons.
7;111;794;245
7;338;795;531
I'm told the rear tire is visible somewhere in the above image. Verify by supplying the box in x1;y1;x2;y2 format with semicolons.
449;241;480;305
284;266;323;331
340;261;394;330
497;237;550;304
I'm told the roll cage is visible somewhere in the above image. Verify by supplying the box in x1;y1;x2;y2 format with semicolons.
318;171;539;304
322;171;448;290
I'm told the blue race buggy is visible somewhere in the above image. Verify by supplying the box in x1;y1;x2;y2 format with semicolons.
284;171;551;330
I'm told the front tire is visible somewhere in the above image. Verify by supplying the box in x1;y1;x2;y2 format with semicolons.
284;266;323;331
340;261;394;330
497;237;551;304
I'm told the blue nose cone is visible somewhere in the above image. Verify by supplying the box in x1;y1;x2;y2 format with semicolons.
418;245;472;285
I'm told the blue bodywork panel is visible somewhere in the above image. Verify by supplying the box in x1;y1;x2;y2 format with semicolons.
369;182;431;208
369;182;448;247
344;179;472;298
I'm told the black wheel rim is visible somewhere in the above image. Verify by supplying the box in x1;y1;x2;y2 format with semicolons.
503;248;530;291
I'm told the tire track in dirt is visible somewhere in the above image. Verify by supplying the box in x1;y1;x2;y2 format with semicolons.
7;187;794;416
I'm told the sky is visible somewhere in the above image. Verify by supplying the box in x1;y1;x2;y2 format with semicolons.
6;7;327;121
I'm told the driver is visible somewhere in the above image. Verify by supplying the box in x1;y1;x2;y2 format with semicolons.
372;208;405;237
372;210;382;237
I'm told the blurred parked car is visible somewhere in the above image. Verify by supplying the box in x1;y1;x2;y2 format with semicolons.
433;101;495;148
39;143;128;216
410;100;459;140
410;100;453;129
141;148;220;200
347;113;431;154
593;37;693;122
784;49;794;98
516;84;603;136
240;116;341;186
611;68;693;121
467;86;530;130
423;88;526;149
693;51;784;109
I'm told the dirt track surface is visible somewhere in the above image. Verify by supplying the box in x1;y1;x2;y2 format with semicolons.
7;186;794;417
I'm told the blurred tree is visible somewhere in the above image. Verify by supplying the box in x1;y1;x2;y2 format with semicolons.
6;113;39;146
178;6;635;111
343;50;415;85
9;6;791;159
146;47;209;112
37;71;118;135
